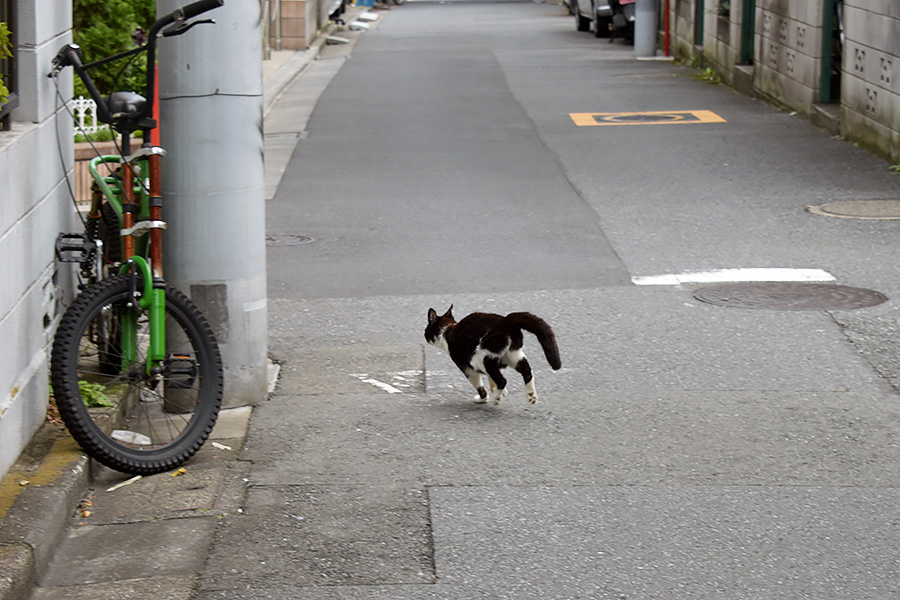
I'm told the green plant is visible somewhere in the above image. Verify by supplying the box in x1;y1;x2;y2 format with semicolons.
47;379;111;415
0;22;12;105
694;67;721;84
890;163;900;173
72;0;156;98
74;126;116;143
78;380;113;408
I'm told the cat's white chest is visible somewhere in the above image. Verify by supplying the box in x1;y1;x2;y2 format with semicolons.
432;335;450;355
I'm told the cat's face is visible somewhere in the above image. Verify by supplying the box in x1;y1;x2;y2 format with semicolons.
425;306;455;349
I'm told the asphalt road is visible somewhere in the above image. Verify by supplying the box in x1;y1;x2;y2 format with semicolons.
248;1;900;598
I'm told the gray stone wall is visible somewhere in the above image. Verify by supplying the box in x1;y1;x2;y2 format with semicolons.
0;2;75;478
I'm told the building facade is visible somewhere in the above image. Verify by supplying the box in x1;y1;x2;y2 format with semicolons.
0;0;76;478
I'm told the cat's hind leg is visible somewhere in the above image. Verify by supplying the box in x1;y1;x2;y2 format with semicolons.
483;359;508;405
465;369;489;403
513;356;538;404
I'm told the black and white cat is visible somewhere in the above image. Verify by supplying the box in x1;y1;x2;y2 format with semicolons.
425;306;561;405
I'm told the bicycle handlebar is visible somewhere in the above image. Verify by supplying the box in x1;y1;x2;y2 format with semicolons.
50;0;224;132
180;0;225;20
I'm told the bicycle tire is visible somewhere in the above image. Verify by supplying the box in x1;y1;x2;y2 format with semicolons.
51;274;223;475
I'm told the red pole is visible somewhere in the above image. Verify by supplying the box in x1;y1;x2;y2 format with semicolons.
151;67;160;146
664;0;670;56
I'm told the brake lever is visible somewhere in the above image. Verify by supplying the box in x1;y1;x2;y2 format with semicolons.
48;43;83;78
162;18;215;38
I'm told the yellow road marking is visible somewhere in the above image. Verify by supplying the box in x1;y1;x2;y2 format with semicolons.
570;110;726;126
0;436;83;521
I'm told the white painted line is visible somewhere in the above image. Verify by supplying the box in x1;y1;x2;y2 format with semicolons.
632;268;836;286
350;373;404;394
267;360;281;394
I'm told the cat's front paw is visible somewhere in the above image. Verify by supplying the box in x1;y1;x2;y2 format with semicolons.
491;387;508;405
526;390;538;404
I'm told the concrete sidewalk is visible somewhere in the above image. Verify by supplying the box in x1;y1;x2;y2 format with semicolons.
0;7;373;599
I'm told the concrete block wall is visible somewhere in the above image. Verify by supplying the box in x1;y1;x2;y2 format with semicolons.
841;1;900;162
702;1;739;85
278;0;322;51
0;1;76;478
280;0;309;50
753;0;824;115
670;0;699;62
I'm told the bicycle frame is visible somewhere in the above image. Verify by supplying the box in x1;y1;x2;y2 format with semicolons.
49;0;225;476
55;0;225;374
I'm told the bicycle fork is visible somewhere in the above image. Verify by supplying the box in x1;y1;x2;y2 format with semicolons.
119;147;168;375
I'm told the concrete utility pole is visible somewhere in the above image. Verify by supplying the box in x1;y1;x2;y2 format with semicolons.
634;0;658;58
156;0;268;407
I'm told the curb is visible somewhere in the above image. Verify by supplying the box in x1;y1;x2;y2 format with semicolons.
263;39;324;118
0;435;90;600
263;5;370;117
263;20;340;118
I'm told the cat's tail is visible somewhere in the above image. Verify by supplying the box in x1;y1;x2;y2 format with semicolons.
506;312;562;370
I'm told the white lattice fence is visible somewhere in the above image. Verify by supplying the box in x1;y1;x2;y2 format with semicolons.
71;95;102;136
71;95;117;203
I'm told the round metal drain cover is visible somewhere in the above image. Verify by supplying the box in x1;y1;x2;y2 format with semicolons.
807;199;900;220
266;234;317;246
693;282;888;311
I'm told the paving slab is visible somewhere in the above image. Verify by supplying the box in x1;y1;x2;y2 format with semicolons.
429;485;900;598
31;576;196;600
84;463;249;525
244;387;900;489
199;484;433;593
274;344;424;396
0;543;33;600
39;518;217;588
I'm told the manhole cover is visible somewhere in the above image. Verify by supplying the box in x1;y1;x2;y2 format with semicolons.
266;234;317;246
807;199;900;220
604;113;684;123
693;282;888;311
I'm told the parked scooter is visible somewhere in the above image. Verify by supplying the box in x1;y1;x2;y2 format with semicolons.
609;0;635;41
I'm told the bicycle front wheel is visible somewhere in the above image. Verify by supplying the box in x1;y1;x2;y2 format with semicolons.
51;274;224;475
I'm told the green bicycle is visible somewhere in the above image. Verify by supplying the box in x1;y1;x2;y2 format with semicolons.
49;0;225;475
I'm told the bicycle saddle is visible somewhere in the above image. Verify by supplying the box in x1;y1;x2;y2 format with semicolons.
106;91;146;119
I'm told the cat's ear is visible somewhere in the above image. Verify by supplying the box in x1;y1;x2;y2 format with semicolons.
444;305;454;319
427;308;438;325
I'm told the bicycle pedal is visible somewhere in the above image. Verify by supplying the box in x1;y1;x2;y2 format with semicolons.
164;354;198;389
55;233;96;263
